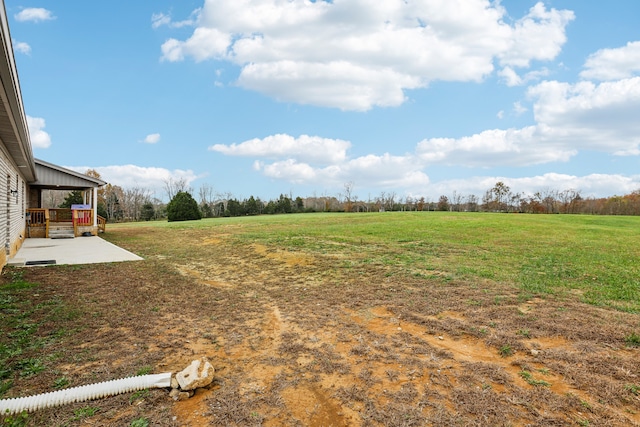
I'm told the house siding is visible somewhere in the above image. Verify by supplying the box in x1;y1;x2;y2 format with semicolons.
0;143;27;267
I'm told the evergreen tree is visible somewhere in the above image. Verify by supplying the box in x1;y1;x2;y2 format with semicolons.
200;203;213;218
245;196;259;215
59;190;84;208
166;191;201;222
141;202;155;221
226;198;243;216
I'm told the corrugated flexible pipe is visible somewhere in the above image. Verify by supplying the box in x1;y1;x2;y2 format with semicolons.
0;372;172;415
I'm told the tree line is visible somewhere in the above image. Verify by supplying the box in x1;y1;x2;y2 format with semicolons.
45;172;640;222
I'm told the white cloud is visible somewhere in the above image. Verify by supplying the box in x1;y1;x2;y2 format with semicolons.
498;66;523;87
496;110;504;119
254;153;429;189
209;134;351;164
499;66;549;87
511;173;640;197
581;41;640;81
15;8;55;23
13;41;31;55
26;116;51;149
415;76;640;167
528;77;640;155
161;27;231;62
151;13;172;29
498;2;574;68
151;11;198;29
343;154;429;188
255;159;318;184
160;0;573;110
214;132;427;189
143;133;161;144
67;165;198;197
237;61;419;110
416;126;575;167
513;101;527;115
424;173;640;200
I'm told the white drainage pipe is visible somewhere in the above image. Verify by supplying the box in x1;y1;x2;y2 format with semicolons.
0;372;172;415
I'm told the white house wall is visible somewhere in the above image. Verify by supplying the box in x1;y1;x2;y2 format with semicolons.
0;142;27;266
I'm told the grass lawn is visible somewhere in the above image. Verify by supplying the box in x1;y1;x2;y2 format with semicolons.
2;212;640;426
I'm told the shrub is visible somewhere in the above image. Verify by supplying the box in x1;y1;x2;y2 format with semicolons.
166;191;201;222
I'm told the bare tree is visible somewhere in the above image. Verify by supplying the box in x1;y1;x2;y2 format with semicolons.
163;177;190;200
558;189;582;214
466;194;479;212
343;181;355;212
41;190;65;208
384;192;396;211
509;192;523;213
103;184;124;221
491;182;511;212
121;186;152;221
405;196;414;211
437;195;449;211
451;191;463;212
215;191;234;215
198;183;215;206
540;188;559;213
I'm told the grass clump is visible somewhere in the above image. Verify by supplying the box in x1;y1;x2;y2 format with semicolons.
519;370;551;387
129;389;150;403
53;376;69;389
624;332;640;347
130;418;150;427
1;411;28;427
498;345;513;357
72;406;99;420
135;365;153;376
625;384;640;395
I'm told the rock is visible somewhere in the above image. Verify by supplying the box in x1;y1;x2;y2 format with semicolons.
169;388;191;401
530;349;541;356
171;376;179;389
176;357;215;391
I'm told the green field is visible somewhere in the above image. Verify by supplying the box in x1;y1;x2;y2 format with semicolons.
109;211;640;312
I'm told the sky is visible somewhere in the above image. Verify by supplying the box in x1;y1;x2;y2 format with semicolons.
6;0;640;202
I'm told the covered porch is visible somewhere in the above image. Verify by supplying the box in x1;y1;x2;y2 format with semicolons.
25;207;106;238
26;159;106;238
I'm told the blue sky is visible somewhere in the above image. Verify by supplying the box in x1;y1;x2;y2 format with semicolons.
6;0;640;202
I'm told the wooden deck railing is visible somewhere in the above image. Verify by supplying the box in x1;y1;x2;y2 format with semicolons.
72;209;93;236
26;208;48;238
97;215;106;233
49;208;73;223
26;208;105;237
27;208;47;226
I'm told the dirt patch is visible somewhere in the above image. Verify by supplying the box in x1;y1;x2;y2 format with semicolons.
253;243;315;267
2;225;640;426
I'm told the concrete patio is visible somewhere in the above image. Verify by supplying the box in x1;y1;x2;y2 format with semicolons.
8;237;143;267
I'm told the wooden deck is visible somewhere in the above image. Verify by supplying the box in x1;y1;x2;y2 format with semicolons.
26;208;106;238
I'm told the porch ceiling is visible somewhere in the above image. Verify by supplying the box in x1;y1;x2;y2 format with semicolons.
30;159;106;190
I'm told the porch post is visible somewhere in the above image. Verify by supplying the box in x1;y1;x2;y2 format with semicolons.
93;187;98;227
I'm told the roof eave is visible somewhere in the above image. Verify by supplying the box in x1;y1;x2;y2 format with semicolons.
0;2;36;182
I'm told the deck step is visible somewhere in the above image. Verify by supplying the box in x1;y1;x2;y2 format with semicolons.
49;229;75;239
